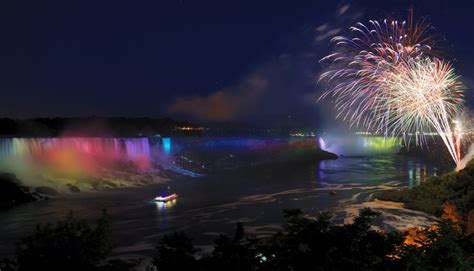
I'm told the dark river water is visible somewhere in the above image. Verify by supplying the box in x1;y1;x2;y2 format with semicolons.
0;155;447;257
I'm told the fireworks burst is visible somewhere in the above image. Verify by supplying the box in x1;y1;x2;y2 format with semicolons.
318;17;465;164
377;58;464;162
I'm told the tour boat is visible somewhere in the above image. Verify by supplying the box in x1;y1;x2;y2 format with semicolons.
154;193;178;202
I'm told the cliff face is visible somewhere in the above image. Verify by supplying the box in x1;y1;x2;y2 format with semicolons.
0;173;38;209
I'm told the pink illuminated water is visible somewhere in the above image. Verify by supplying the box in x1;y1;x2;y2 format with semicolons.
0;137;154;174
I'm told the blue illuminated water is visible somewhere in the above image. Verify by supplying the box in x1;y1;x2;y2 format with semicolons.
162;137;171;155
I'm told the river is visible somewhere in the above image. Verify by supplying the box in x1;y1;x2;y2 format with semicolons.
0;154;447;257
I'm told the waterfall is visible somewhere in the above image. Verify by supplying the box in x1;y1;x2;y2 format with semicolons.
317;135;402;156
162;137;171;155
0;137;152;161
125;138;151;159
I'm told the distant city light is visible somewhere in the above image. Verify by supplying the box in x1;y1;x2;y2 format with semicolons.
176;126;205;131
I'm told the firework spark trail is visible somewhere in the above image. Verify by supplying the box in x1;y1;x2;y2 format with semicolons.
375;58;464;163
454;120;463;161
318;18;464;164
319;19;433;129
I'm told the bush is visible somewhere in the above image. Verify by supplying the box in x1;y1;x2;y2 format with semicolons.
379;160;474;217
0;173;37;209
152;231;197;270
398;221;474;270
154;208;474;271
1;210;116;271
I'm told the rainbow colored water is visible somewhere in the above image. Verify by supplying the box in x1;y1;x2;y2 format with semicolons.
0;138;150;158
0;135;407;194
0;137;157;176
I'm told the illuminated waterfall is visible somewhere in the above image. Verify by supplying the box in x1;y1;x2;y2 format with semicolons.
0;137;155;175
0;138;151;160
318;136;402;156
162;137;171;155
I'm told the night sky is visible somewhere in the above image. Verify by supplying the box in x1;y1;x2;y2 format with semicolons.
1;0;473;126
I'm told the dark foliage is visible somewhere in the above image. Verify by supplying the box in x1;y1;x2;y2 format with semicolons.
1;207;472;271
199;222;261;270
254;208;402;270
0;173;38;209
152;231;197;270
0;210;116;271
153;208;473;270
98;259;140;271
380;160;474;216
0;117;198;137
397;221;474;270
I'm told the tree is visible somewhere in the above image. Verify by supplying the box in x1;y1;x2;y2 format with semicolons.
441;202;463;232
466;209;474;235
152;231;197;270
398;221;474;270
2;210;112;271
201;222;260;271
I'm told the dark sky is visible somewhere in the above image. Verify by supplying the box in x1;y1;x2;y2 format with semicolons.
1;0;473;126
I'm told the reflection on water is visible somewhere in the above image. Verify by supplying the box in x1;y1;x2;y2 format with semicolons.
0;154;448;258
406;160;438;189
155;199;177;211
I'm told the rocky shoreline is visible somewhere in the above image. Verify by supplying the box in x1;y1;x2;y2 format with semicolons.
340;199;438;232
0;163;175;210
0;173;45;209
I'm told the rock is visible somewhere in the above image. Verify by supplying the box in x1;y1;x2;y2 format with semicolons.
67;184;81;193
0;173;37;209
35;186;60;196
103;181;118;188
